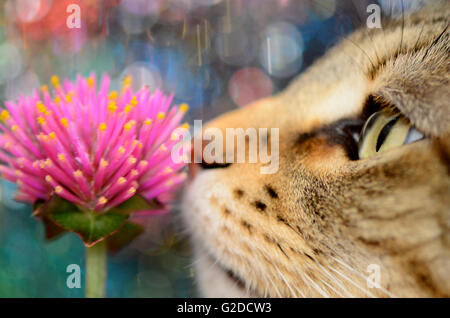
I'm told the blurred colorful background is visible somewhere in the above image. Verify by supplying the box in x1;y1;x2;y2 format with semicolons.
0;0;424;297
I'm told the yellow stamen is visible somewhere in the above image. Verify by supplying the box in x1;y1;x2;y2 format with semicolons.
164;167;173;173
65;93;72;103
128;187;136;194
0;110;10;122
55;185;63;193
60;118;69;127
37;117;46;125
45;158;52;166
179;103;189;113
98;196;108;205
36;101;46;112
99;123;107;131
87;77;94;87
139;160;148;168
170;132;179;141
73;170;83;177
124;120;135;131
118;177;127;184
108;91;118;100
130;97;138;106
45;175;53;183
128;157;137;164
157;112;165;120
159;144;167;152
107;102;117;113
181;123;190;130
5;142;11;149
124;104;132;113
124;121;133;131
100;158;109;167
144;118;152;125
48;132;56;139
11;125;18;132
51;75;60;88
54;96;61;104
123;75;132;87
131;169;138;176
41;85;48;93
118;146;126;154
58;153;66;162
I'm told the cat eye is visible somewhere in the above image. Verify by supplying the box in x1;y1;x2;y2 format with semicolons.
358;110;424;159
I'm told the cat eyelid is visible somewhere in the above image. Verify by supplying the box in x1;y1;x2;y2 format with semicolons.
363;94;427;136
362;95;429;138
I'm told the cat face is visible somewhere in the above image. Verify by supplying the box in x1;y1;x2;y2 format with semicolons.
182;4;450;297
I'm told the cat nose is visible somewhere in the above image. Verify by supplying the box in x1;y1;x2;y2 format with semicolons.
189;137;231;179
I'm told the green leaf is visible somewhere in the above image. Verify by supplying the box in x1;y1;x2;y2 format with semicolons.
51;209;128;247
33;195;161;247
38;195;128;246
106;221;144;253
41;217;67;240
33;199;66;240
111;195;163;215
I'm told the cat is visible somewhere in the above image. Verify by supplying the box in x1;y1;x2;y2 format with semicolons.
181;2;450;297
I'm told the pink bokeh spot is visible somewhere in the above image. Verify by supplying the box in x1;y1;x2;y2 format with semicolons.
228;67;274;108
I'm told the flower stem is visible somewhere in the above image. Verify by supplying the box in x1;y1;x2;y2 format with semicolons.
85;240;107;298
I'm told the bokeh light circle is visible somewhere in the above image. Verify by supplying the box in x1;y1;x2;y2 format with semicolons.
120;63;162;93
312;0;337;20
13;0;53;24
0;43;23;84
259;21;304;78
228;67;273;107
215;17;257;66
5;71;40;101
121;0;163;16
119;4;159;34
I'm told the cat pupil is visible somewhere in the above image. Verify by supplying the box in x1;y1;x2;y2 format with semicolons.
376;116;400;152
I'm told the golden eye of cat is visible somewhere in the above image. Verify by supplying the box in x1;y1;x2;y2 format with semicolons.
358;110;424;159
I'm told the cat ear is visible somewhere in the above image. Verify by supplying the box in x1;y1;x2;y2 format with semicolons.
372;34;449;137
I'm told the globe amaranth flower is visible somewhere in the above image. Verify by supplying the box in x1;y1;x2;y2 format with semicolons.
0;73;190;214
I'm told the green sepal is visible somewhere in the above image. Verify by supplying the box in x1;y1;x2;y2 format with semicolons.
106;221;144;253
33;195;157;247
33;199;66;240
112;195;163;215
35;196;127;247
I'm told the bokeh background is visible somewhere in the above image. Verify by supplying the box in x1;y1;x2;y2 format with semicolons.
0;0;426;297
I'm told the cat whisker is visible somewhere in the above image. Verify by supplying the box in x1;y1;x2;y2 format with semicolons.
314;260;354;297
265;272;283;298
414;21;426;48
330;255;397;298
253;260;283;298
283;257;316;297
302;272;330;298
399;0;405;52
274;265;300;297
326;264;375;298
319;278;347;298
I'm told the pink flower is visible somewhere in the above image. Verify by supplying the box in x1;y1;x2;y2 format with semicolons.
0;73;190;213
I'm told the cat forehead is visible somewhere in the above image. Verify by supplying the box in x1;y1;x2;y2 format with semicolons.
279;4;449;135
